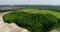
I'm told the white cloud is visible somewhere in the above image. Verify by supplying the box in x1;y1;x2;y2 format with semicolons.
0;0;60;5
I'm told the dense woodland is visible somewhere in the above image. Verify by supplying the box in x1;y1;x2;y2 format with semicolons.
3;9;60;32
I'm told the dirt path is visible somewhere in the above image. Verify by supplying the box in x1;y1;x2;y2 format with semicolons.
0;11;12;24
49;29;60;32
0;11;29;32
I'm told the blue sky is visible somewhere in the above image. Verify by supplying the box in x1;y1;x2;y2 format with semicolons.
0;0;60;5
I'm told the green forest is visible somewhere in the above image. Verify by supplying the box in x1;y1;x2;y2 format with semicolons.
3;8;60;32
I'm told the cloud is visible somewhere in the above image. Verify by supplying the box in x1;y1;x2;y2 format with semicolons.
0;0;60;5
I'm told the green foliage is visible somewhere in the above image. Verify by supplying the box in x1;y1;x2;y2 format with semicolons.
3;9;60;32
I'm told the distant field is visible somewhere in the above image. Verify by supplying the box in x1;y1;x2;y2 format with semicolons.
20;9;60;18
3;9;60;32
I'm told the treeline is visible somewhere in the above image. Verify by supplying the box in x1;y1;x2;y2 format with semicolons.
19;5;60;12
0;5;60;12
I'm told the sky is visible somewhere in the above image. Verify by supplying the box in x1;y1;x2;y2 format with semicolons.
0;0;60;5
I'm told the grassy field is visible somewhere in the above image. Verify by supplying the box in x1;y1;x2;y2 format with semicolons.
3;9;60;32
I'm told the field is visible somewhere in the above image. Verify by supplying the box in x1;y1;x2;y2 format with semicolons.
3;9;60;32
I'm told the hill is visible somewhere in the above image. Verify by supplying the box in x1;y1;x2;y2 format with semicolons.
3;9;60;32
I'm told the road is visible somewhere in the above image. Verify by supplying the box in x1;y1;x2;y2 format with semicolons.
0;11;29;32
